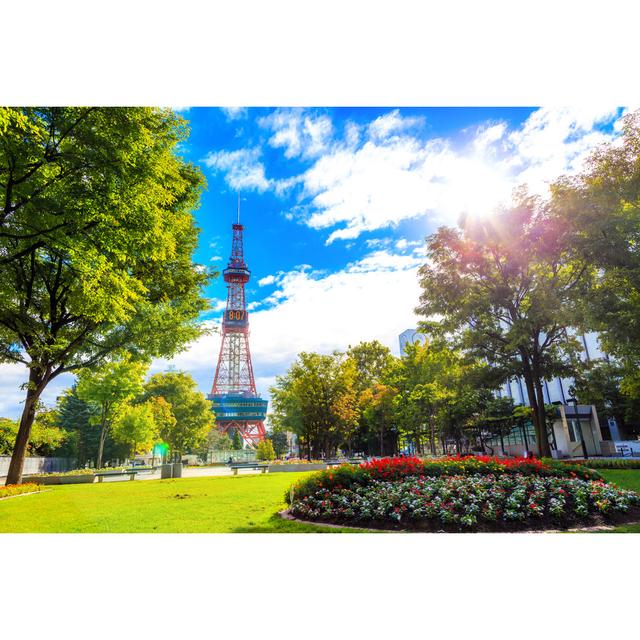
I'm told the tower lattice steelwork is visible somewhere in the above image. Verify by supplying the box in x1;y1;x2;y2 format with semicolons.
209;214;267;447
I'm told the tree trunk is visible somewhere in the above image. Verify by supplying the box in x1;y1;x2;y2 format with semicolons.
5;368;46;485
429;418;436;455
520;356;550;457
96;420;108;469
533;378;552;457
531;357;552;457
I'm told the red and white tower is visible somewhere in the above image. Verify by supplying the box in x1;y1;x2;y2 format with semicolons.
209;206;267;447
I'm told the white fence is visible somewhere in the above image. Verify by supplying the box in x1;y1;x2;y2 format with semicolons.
208;449;257;463
0;456;76;478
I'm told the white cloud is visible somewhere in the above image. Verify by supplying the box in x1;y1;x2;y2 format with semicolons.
258;274;277;286
258;108;334;159
473;122;507;154
367;109;424;141
201;147;271;192
220;107;248;120
499;107;620;195
346;249;422;273
203;107;624;243
210;255;222;262
296;107;623;242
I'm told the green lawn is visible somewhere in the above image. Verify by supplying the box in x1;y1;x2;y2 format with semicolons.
599;469;640;533
2;469;640;533
0;472;352;533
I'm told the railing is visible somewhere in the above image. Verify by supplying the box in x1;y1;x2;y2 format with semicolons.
0;456;77;477
208;449;257;463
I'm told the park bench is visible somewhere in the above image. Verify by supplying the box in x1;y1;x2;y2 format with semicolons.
228;462;269;475
94;468;153;483
326;459;364;466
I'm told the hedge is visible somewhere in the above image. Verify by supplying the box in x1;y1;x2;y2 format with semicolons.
558;458;640;470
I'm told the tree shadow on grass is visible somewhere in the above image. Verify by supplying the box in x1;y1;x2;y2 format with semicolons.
230;512;356;533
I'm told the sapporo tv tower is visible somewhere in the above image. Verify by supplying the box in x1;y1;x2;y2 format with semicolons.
208;198;267;447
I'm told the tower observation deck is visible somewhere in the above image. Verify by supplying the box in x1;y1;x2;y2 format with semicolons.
208;215;267;447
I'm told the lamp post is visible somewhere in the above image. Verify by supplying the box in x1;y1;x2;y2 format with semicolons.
569;396;589;460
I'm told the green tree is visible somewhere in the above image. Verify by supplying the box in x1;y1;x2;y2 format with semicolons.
268;430;289;458
572;359;640;439
551;110;640;391
0;418;18;456
360;383;398;456
256;438;276;461
270;351;360;459
76;357;148;468
142;371;214;461
231;429;243;450
205;429;232;451
28;405;66;456
0;410;66;457
55;385;128;465
112;402;158;458
346;340;395;454
347;340;395;393
0;107;211;485
477;396;517;455
416;193;591;457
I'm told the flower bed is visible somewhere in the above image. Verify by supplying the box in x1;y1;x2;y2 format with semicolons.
270;459;326;465
269;459;327;473
284;456;639;532
25;469;96;484
0;483;42;499
287;456;602;504
288;474;640;532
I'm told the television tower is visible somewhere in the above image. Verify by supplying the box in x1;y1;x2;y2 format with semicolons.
209;199;267;447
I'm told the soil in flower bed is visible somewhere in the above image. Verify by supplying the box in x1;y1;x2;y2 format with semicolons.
287;474;640;533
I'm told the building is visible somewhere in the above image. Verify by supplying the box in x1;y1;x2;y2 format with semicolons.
398;328;626;458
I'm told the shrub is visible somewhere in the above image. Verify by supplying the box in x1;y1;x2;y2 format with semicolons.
256;439;276;461
554;458;640;470
0;483;41;499
288;474;640;531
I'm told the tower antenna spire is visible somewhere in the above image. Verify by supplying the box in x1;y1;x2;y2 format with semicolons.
237;192;240;224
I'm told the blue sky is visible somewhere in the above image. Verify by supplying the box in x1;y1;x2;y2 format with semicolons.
0;106;629;420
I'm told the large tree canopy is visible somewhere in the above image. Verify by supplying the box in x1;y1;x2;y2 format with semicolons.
0;107;211;484
142;371;214;460
416;194;592;456
270;351;359;459
551;111;640;388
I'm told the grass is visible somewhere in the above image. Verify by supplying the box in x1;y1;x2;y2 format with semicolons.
598;469;640;533
0;472;354;533
2;468;640;533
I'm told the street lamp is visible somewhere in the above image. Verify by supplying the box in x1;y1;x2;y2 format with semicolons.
569;396;589;460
